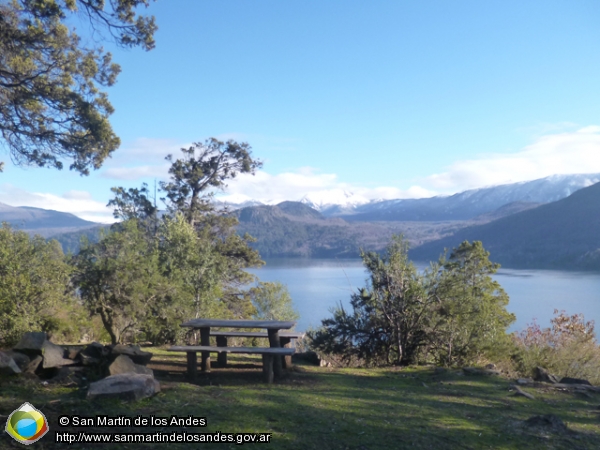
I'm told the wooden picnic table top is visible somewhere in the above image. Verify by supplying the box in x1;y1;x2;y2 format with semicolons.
180;319;296;330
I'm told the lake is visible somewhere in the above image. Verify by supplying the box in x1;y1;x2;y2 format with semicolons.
247;258;600;333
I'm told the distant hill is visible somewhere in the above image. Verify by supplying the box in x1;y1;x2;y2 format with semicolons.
409;182;600;270
330;173;600;221
235;202;474;258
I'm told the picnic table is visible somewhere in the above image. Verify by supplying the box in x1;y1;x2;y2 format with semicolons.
168;319;299;383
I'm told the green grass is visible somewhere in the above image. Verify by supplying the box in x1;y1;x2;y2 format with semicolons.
1;347;599;449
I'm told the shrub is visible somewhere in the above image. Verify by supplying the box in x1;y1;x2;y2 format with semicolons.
513;309;600;384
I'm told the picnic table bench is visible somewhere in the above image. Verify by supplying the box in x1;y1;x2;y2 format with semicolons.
168;346;295;383
210;331;304;367
168;319;298;383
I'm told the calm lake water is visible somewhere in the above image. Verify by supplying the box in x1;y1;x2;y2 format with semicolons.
247;258;600;333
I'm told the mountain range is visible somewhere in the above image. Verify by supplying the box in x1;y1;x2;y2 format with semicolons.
409;181;600;270
0;173;598;269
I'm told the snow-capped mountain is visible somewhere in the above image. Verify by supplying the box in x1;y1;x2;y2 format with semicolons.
340;173;600;222
299;190;373;215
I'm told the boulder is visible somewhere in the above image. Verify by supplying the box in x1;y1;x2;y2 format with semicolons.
13;332;47;356
0;351;21;375
42;341;74;369
81;342;109;359
4;351;30;370
533;366;559;383
24;355;43;374
559;377;592;386
87;373;160;401
111;344;153;365
49;366;87;385
108;355;153;376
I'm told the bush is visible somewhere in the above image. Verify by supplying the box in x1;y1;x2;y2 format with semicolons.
308;237;515;367
513;309;600;384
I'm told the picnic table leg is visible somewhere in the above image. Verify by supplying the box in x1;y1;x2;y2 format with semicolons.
216;335;228;367
262;354;274;384
186;352;197;381
280;337;292;369
200;327;211;372
267;329;283;379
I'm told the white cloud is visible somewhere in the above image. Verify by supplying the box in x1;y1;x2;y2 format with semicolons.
216;169;435;205
424;126;600;192
0;184;115;223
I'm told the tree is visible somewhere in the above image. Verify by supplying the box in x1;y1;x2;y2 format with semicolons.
0;0;157;174
309;236;434;365
72;219;171;344
249;282;299;322
309;238;515;367
160;138;262;227
0;223;72;346
430;241;515;366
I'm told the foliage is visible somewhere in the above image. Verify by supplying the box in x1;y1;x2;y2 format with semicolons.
430;241;515;366
513;309;600;385
72;219;173;344
248;281;299;322
0;223;72;346
310;236;433;365
0;0;156;174
160;138;262;227
309;237;515;367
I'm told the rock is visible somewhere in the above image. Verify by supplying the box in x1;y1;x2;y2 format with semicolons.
4;351;30;370
109;355;153;376
87;374;160;401
42;341;74;369
516;378;534;386
485;363;497;370
24;355;43;374
66;347;82;360
0;350;21;375
463;367;500;376
49;367;87;385
524;414;568;432
559;377;592;386
319;359;331;368
13;332;47;356
512;385;535;400
81;342;109;358
110;344;153;365
533;366;559;383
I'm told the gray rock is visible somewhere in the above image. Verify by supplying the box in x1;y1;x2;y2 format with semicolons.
42;341;74;369
13;332;47;356
559;377;592;386
109;355;153;376
4;351;30;370
0;350;21;375
533;366;559;383
516;378;534;385
111;344;153;365
81;342;109;359
24;355;43;374
49;366;87;385
87;373;160;401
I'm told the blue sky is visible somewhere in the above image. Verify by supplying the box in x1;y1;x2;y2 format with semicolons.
2;0;600;222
